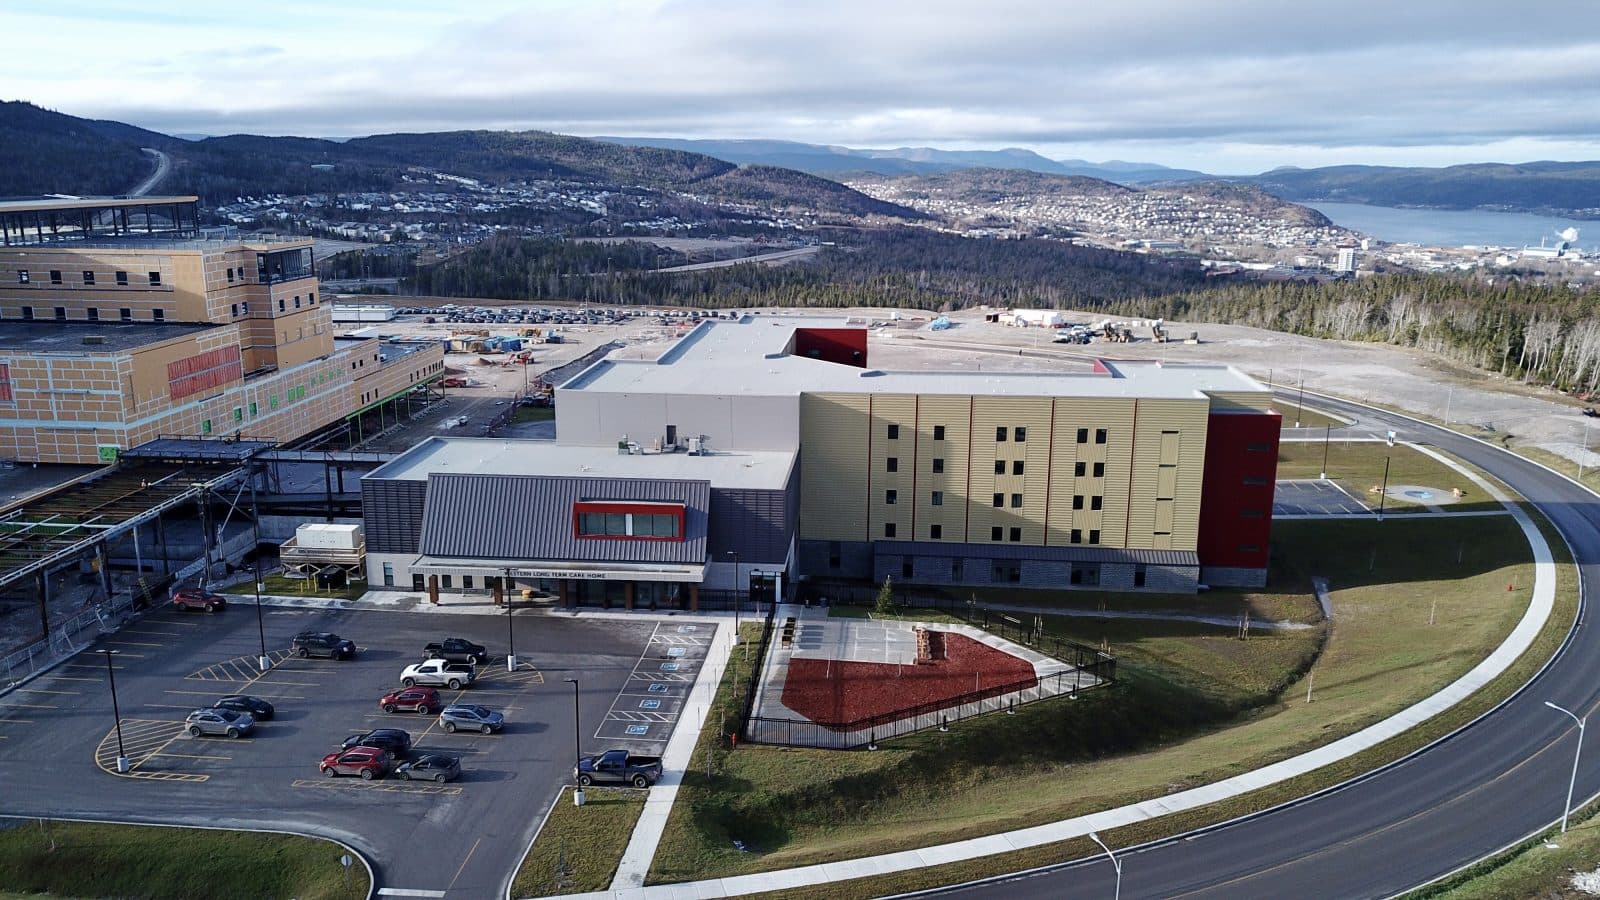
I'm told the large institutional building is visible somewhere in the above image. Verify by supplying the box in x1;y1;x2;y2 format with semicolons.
0;196;443;463
363;317;1280;605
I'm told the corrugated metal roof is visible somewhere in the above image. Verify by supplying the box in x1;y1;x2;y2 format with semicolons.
418;473;708;564
874;541;1197;567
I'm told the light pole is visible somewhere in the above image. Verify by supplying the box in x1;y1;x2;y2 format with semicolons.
1376;455;1391;522
565;677;584;807
1546;701;1586;833
726;550;743;660
505;588;518;673
1295;370;1306;429
253;549;269;671
1088;830;1122;900
100;649;129;773
1320;424;1331;481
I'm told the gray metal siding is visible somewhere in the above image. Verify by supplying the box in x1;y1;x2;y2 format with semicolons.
709;487;791;562
362;479;427;554
418;473;708;563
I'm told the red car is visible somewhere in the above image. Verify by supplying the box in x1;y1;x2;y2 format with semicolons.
172;589;226;613
320;747;393;780
380;686;441;715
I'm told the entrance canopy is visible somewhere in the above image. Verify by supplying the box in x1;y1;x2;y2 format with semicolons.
413;556;705;583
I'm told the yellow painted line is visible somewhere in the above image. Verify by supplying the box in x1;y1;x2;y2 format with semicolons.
111;652;148;659
289;778;461;796
106;640;163;648
16;688;78;695
154;752;231;761
448;837;483;890
62;664;124;670
50;676;100;682
0;720;35;725
122;628;181;636
8;703;57;709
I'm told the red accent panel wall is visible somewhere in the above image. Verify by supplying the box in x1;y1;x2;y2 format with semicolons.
1197;411;1280;570
572;501;686;542
168;347;243;400
792;328;868;368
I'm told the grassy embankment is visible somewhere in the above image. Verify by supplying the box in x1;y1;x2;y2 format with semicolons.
512;788;647;896
0;820;365;899
220;572;368;602
650;502;1542;888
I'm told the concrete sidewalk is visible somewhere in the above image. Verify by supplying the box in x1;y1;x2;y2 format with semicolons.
559;443;1556;899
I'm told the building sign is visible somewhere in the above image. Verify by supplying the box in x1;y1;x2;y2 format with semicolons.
510;568;609;580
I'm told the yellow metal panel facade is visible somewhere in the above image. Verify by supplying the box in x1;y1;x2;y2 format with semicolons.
913;396;971;543
867;394;918;542
800;393;871;541
1206;390;1274;413
1127;398;1210;550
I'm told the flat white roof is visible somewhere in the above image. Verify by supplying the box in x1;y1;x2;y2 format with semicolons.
562;316;1268;400
367;437;795;491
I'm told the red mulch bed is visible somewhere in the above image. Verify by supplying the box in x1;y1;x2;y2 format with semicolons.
781;632;1038;729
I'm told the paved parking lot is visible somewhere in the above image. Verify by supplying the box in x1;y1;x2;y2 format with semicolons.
0;604;658;898
596;622;714;752
1274;479;1372;516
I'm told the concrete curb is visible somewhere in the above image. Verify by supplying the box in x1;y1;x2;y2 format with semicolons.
556;436;1558;899
0;812;378;900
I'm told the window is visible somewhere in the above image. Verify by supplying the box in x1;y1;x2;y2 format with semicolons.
991;562;1021;583
20;307;31;321
53;307;66;321
49;270;62;285
227;268;235;283
148;271;161;286
1014;426;1026;442
887;424;899;440
309;292;316;304
82;270;95;285
932;458;945;474
930;524;942;539
16;269;28;284
933;425;946;441
442;575;453;589
994;459;1006;475
1074;461;1086;477
902;559;913;579
278;298;286;312
382;562;394;587
1093;462;1105;477
886;457;898;472
115;270;128;285
86;308;98;321
1073;495;1085;510
231;303;239;317
241;301;248;314
1010;493;1023;508
248;401;257;416
931;490;944;506
1095;428;1108;444
1071;564;1100;586
201;419;212;434
463;576;475;590
993;493;1004;507
575;505;683;540
1071;528;1083;544
294;296;302;309
996;427;1007;442
152;309;164;321
1134;565;1147;588
884;522;897;538
232;407;243;422
1012;460;1025;476
885;489;897;505
1243;476;1268;486
119;308;132;322
1076;427;1089;443
1091;495;1103;511
1009;527;1022;542
1089;529;1101;544
991;526;1003;542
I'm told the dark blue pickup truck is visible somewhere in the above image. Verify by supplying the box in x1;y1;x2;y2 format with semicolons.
575;749;663;788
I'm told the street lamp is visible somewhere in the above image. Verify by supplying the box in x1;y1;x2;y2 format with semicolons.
1321;424;1331;481
1088;831;1122;900
565;677;584;807
725;550;744;660
505;590;518;673
100;649;129;773
1376;455;1392;522
253;546;269;671
1546;701;1587;833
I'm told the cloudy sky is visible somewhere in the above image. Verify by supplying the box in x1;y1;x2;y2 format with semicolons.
6;0;1599;173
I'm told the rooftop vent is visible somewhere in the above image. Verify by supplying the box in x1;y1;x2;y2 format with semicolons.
82;335;106;346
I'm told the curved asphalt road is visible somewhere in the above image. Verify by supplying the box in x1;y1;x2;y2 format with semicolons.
944;393;1598;899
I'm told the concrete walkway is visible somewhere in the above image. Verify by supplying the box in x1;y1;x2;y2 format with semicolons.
562;443;1555;899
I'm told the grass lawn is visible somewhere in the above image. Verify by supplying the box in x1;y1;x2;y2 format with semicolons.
1412;801;1600;899
1277;439;1499;511
1278;404;1349;429
220;572;368;602
512;405;556;423
512;787;645;896
649;513;1536;885
0;819;365;900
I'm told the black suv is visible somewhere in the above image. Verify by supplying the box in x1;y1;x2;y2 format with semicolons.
292;631;357;659
342;728;413;757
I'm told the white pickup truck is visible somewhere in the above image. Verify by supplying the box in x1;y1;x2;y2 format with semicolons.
400;659;477;690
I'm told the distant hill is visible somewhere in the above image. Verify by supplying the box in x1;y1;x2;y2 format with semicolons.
851;167;1137;203
596;136;1210;183
0;102;923;221
1242;161;1600;218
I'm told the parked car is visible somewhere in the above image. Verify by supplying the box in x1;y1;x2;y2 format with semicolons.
341;728;413;757
320;747;394;780
380;686;442;715
424;638;490;665
213;695;275;720
400;659;476;689
172;588;226;613
396;753;461;783
292;631;357;659
575;749;663;788
439;704;504;734
185;708;254;738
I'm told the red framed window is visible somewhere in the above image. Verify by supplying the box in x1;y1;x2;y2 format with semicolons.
573;501;685;542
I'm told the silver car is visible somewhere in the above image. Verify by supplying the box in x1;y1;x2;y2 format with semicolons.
438;704;504;734
185;708;254;738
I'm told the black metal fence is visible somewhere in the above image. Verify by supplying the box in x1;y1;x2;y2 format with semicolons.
735;601;778;738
